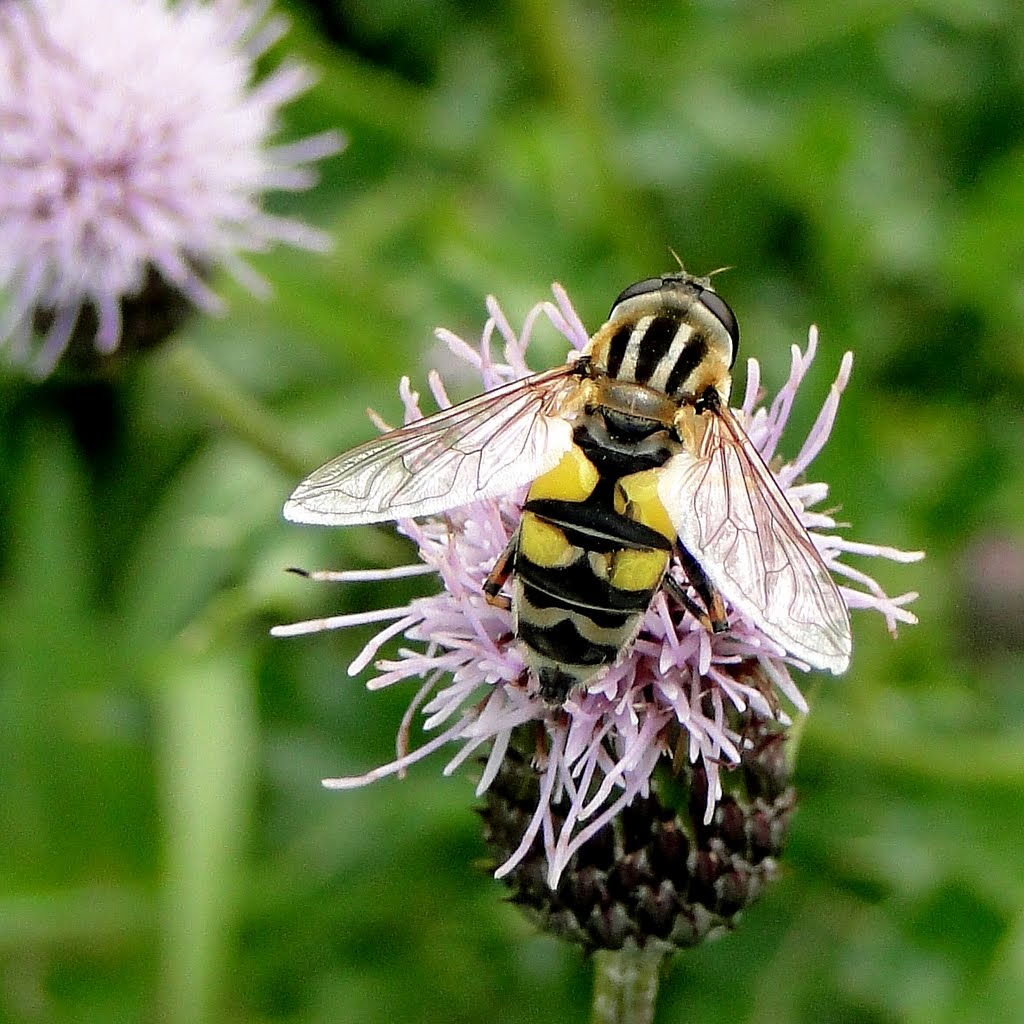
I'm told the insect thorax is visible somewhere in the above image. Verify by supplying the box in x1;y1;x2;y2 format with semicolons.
587;279;736;407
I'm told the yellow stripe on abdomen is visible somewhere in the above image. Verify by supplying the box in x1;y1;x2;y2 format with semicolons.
527;444;599;502
518;512;578;568
614;469;675;543
609;547;669;591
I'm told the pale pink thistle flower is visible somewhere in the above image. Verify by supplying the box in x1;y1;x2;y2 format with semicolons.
0;0;343;376
275;284;923;927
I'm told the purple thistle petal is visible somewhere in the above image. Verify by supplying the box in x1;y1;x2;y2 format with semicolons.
493;727;567;880
270;605;412;638
548;283;590;350
779;350;854;485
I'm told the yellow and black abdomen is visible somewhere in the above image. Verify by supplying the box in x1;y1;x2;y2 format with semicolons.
512;444;676;703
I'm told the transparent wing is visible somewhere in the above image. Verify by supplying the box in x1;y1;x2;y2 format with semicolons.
658;405;852;673
284;365;583;525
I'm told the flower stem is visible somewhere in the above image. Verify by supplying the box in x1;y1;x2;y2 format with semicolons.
162;342;314;481
590;944;667;1024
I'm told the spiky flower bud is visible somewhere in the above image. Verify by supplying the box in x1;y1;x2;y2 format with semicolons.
481;663;794;950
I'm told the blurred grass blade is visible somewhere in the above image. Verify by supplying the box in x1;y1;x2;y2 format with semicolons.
156;643;257;1024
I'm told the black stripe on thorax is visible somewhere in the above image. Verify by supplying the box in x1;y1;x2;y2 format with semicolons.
664;332;707;396
604;323;632;378
633;315;680;385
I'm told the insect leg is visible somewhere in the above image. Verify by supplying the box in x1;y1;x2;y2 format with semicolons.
669;543;729;633
482;528;518;611
663;573;714;630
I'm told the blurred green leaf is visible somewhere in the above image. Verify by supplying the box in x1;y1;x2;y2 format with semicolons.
156;639;258;1024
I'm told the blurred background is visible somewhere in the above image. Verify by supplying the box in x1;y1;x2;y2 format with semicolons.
2;1;1023;1022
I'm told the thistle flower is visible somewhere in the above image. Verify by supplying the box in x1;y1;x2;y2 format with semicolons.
0;0;342;377
275;283;923;945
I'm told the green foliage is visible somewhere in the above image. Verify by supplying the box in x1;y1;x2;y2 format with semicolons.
3;1;1023;1021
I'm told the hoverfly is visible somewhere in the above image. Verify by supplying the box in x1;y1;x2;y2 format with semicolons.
284;273;852;703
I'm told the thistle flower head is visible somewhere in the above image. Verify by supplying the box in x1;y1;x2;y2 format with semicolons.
275;284;923;909
0;0;342;376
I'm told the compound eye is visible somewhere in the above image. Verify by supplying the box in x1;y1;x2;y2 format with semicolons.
609;277;664;317
698;287;740;366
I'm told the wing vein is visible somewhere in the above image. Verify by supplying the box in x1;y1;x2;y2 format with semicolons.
284;364;582;525
660;405;852;673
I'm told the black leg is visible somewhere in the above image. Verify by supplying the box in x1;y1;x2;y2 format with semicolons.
482;529;518;611
667;544;729;633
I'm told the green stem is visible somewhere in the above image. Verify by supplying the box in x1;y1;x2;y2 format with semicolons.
162;342;314;481
591;944;667;1024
